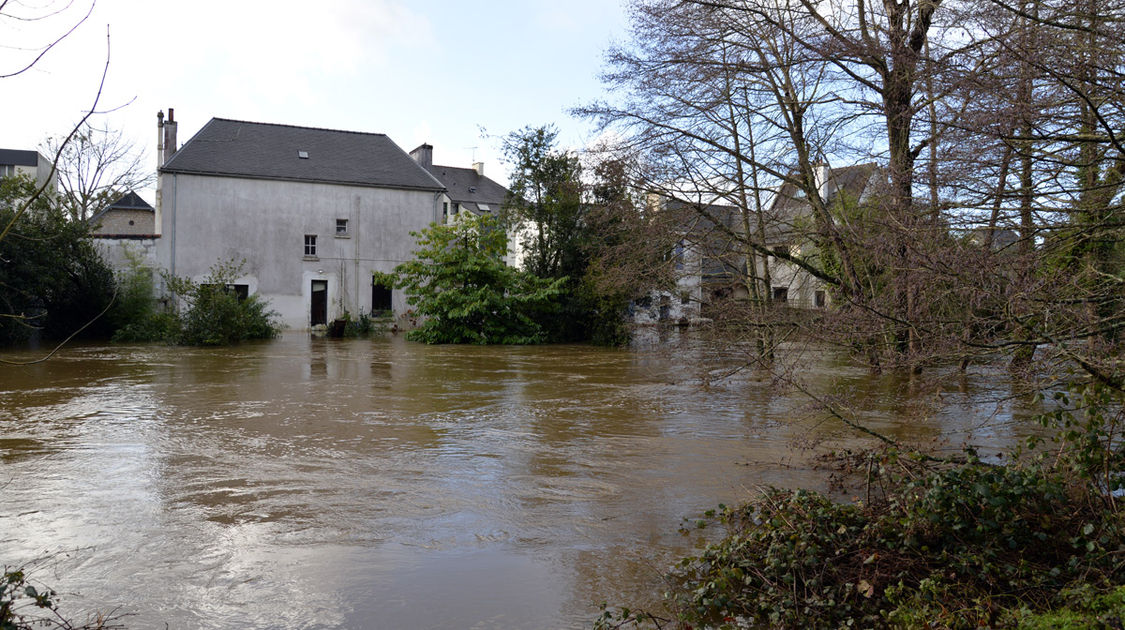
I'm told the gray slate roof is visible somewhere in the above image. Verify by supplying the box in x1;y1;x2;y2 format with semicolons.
770;163;880;217
162;118;445;192
0;149;41;167
424;164;509;215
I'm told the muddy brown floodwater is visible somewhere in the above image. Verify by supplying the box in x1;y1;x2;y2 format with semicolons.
0;332;1041;629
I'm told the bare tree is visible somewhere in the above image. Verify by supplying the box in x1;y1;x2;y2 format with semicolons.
43;122;153;222
581;0;1125;384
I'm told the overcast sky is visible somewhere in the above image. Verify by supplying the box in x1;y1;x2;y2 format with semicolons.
3;0;630;196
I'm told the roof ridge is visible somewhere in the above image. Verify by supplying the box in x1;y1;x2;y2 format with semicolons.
208;117;391;139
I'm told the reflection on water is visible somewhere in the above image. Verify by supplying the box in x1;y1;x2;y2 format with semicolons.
0;334;1040;628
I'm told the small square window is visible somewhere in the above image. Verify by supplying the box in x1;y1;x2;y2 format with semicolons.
336;219;348;235
772;287;788;303
304;234;317;257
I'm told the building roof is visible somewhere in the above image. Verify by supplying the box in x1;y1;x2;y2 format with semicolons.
0;149;42;167
424;164;509;215
89;191;154;223
770;163;880;216
161;118;445;192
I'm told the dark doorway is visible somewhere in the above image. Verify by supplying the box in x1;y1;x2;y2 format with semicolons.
311;280;328;326
372;279;392;315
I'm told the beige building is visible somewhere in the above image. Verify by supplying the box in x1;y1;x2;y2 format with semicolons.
90;191;156;236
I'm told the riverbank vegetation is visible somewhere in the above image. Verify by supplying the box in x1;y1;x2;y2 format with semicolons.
395;126;671;346
392;214;567;344
596;383;1125;629
0;175;117;347
583;0;1125;625
2;565;119;630
112;258;279;346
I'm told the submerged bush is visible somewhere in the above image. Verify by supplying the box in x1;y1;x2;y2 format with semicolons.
596;380;1125;629
597;456;1123;629
112;258;279;346
1;567;119;629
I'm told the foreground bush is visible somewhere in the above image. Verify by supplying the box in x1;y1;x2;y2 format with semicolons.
2;567;119;629
598;383;1125;629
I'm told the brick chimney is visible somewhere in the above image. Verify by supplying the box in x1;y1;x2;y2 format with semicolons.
410;143;433;168
161;108;178;167
154;108;179;237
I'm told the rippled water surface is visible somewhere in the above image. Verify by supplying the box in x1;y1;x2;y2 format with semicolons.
0;333;1039;628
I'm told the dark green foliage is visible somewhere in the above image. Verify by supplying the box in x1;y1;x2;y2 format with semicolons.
503;125;586;281
1;569;54;630
2;567;118;629
600;382;1125;630
114;259;279;346
164;260;279;346
631;456;1123;630
108;248;177;343
502;131;656;345
0;175;116;345
393;215;566;344
339;311;386;337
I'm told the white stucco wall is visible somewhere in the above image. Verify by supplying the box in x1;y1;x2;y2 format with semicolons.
93;237;161;279
156;173;440;329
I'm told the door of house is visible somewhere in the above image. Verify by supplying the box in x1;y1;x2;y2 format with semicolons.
371;279;392;315
311;280;328;326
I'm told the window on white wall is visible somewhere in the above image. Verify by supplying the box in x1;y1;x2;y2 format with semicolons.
304;234;317;257
336;219;348;236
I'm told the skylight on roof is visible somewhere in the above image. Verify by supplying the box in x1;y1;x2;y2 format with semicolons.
298;151;309;159
478;204;490;212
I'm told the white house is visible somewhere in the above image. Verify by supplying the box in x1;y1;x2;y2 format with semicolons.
406;143;532;267
90;190;161;281
0;148;57;192
154;111;446;329
761;163;879;308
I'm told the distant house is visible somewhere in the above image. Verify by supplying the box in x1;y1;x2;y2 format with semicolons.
91;191;155;236
90;191;161;280
409;144;508;222
967;227;1019;251
762;163;880;308
631;197;747;324
154;111;446;329
0;148;57;192
407;143;527;266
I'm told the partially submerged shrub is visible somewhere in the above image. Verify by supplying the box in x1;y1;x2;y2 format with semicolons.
111;258;279;346
597;379;1125;629
612;458;1122;629
1;567;120;629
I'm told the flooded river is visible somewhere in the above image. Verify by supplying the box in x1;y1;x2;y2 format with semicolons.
1;333;1039;628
